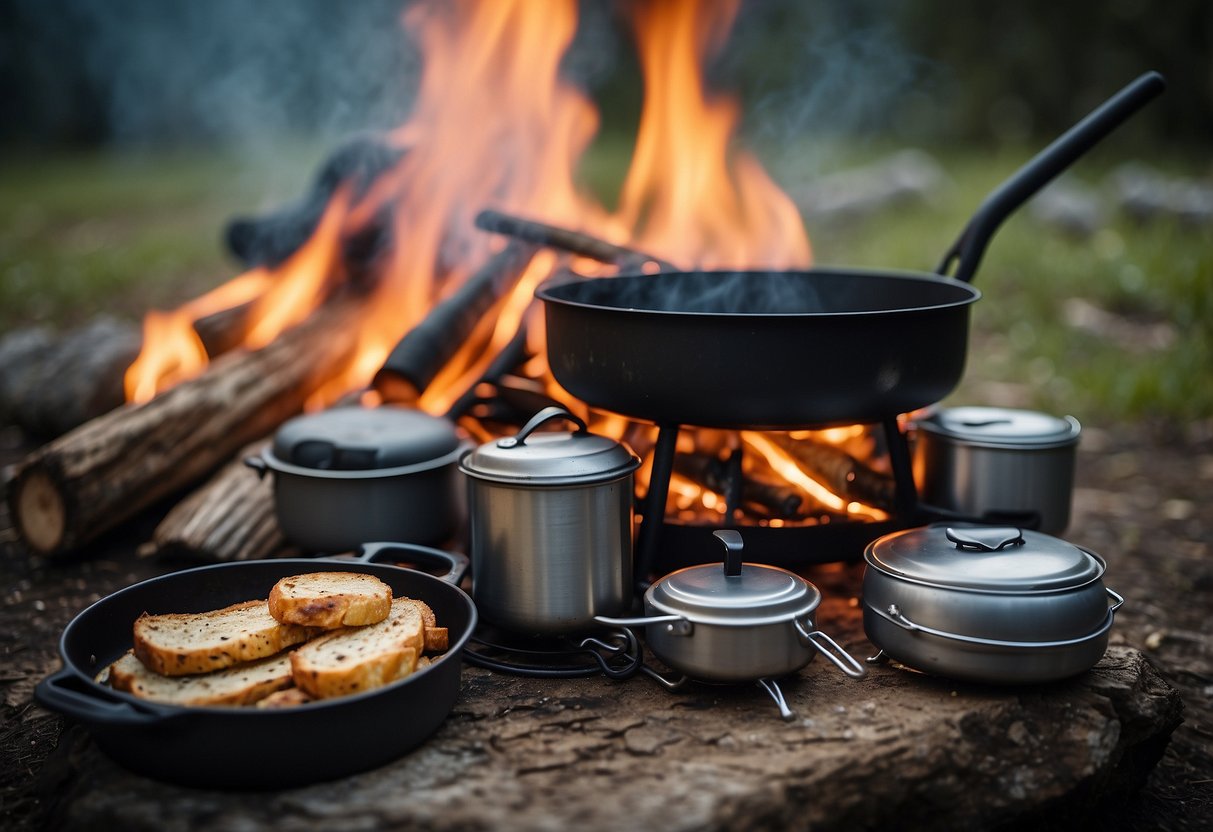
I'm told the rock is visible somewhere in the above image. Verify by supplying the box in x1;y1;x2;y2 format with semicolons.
1110;163;1213;226
795;149;948;225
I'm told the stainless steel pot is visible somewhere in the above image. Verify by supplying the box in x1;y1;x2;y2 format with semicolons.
246;406;469;552
913;406;1080;534
863;524;1123;684
597;530;866;719
459;406;640;634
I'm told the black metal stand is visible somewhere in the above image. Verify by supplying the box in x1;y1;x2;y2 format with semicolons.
634;418;926;580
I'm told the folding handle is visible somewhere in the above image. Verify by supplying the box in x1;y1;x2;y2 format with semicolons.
793;621;868;678
498;405;587;448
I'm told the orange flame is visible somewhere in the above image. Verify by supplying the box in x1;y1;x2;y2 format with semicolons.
119;1;896;523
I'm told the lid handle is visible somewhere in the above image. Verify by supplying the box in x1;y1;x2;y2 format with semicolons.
498;405;587;449
713;529;744;577
946;526;1025;552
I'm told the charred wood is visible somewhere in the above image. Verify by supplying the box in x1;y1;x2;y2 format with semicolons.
764;432;897;511
674;453;804;520
225;135;406;270
142;440;286;562
7;298;364;557
475;209;675;272
372;242;536;402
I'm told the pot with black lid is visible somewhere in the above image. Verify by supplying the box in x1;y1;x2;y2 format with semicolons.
596;530;866;719
460;406;641;634
863;524;1124;684
245;405;469;552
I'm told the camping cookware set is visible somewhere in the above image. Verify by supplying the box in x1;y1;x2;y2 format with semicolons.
37;73;1160;786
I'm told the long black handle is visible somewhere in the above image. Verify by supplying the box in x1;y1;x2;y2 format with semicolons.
938;71;1166;283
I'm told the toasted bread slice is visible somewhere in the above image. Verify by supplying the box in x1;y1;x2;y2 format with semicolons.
290;598;423;699
400;597;449;652
133;600;314;676
268;572;392;629
255;687;314;709
108;650;293;706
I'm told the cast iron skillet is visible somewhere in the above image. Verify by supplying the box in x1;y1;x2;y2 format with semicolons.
537;72;1165;429
35;543;477;790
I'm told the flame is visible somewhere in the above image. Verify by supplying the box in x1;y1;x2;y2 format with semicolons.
119;1;902;528
614;0;810;268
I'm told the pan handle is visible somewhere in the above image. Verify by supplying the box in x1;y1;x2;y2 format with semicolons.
355;541;469;585
35;667;178;726
937;71;1166;283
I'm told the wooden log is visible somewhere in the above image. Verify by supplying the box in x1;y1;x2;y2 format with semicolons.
6;298;364;557
372;242;536;402
475;208;676;272
673;453;804;519
0;317;140;439
764;432;897;510
143;440;286;562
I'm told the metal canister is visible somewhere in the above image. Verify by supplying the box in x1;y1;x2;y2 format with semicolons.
913;406;1081;534
459;406;640;634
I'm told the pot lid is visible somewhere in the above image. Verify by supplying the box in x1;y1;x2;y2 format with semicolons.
864;524;1105;592
271;405;462;470
917;406;1080;449
648;531;821;622
459;406;640;485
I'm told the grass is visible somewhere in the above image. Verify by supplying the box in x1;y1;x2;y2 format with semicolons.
1;140;1208;428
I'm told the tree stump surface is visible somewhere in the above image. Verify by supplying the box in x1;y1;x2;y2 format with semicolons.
34;596;1181;832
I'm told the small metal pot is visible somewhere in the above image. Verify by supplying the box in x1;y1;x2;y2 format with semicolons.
246;406;469;552
460;406;640;634
913;406;1080;534
597;530;866;718
863;524;1124;684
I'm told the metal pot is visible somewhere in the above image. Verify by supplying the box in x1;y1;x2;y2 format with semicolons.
246;405;469;552
863;524;1124;684
597;530;866;719
34;543;477;789
459;406;641;634
913;406;1081;534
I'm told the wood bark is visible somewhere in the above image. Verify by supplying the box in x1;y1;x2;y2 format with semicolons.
143;440;286;562
6;298;364;557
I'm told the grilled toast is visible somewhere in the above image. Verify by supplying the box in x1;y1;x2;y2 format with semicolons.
133;600;314;676
290;598;424;699
108;650;293;706
268;572;392;629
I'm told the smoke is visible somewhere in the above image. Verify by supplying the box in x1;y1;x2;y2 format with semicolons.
4;0;420;150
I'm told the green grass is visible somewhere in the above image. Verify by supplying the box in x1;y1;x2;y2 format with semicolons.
1;141;1208;428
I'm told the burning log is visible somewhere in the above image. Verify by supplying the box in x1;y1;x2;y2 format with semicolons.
143;440;286;562
225;135;406;270
674;453;803;519
7;298;364;557
763;432;897;511
373;242;536;402
475;209;676;272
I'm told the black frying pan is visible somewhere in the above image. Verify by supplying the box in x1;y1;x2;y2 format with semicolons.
537;72;1165;429
34;543;477;790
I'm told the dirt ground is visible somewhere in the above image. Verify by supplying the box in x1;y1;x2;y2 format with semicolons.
0;419;1210;830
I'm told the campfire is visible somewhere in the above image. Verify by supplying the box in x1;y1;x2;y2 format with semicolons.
9;0;905;564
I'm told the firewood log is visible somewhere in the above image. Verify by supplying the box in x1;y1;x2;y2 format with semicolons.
143;440;287;562
763;432;896;511
7;298;364;557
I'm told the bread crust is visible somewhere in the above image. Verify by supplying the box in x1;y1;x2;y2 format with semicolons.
109;650;293;706
133;600;314;676
290;598;423;699
268;572;392;629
